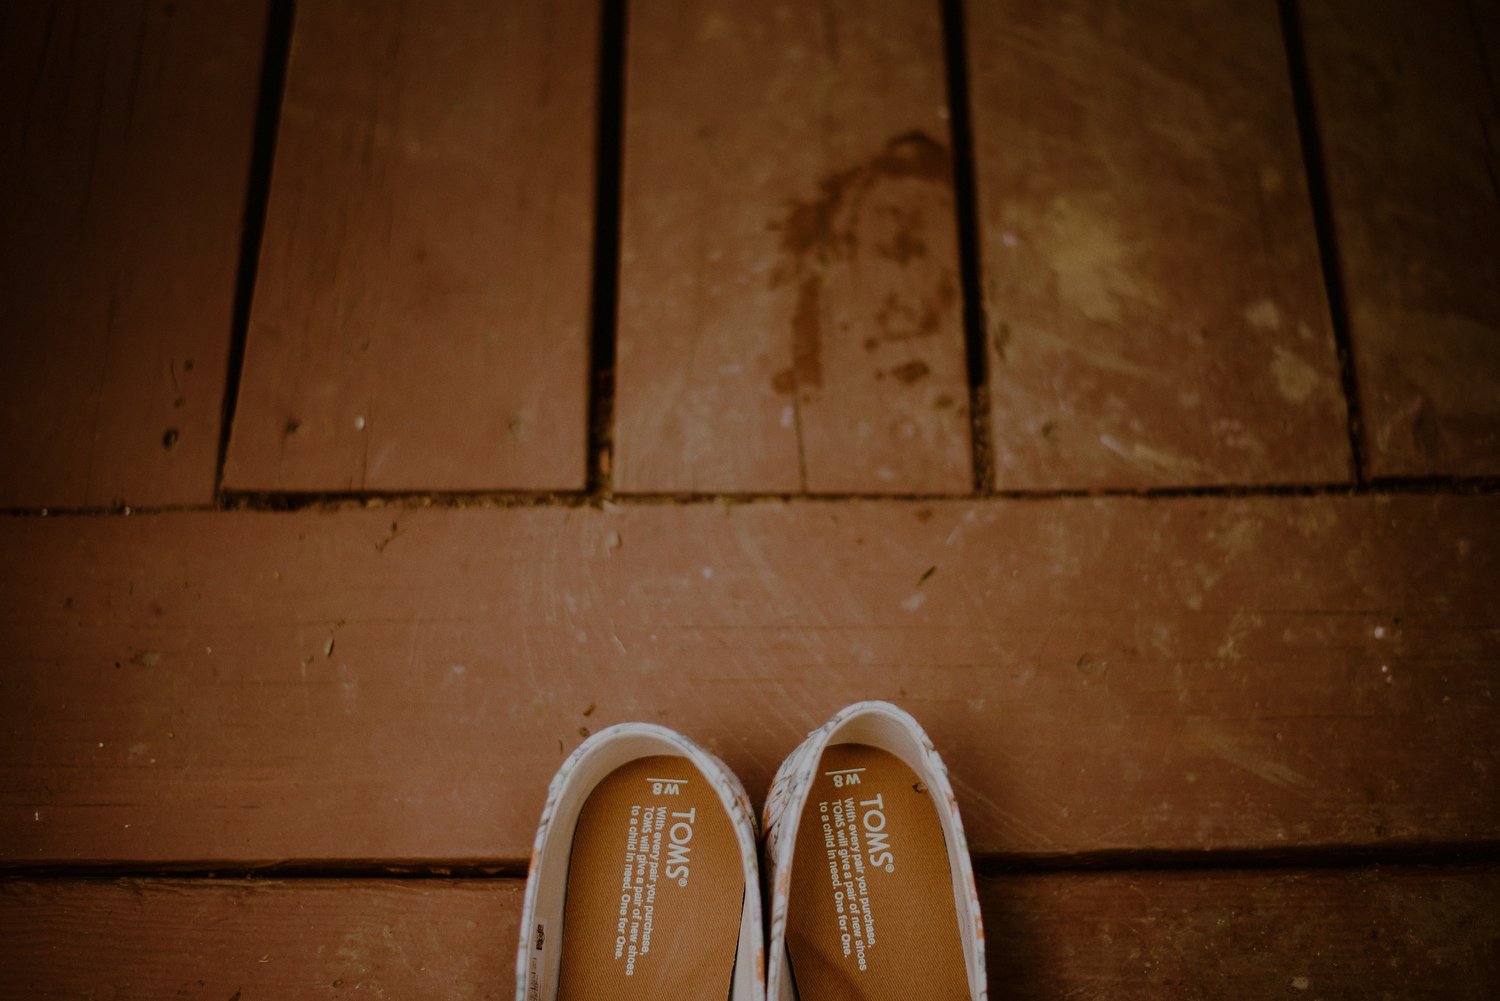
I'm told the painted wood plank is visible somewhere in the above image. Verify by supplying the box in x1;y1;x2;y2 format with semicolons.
0;0;268;509
1301;0;1500;478
614;0;972;495
2;868;1495;997
967;0;1352;490
0;495;1495;864
983;866;1500;999
0;878;520;998
221;0;597;493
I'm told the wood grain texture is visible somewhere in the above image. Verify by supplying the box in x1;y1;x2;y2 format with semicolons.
1302;0;1500;478
967;0;1352;490
0;0;268;509
614;0;972;495
0;496;1495;864
222;0;597;493
2;868;1495;998
984;865;1500;999
0;878;520;998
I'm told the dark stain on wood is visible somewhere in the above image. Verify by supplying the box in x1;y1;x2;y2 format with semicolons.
890;360;931;384
991;322;1010;364
868;131;952;189
775;131;952;270
773;275;826;395
770;132;956;395
873;278;957;344
875;204;928;264
792;277;823;390
1075;652;1107;676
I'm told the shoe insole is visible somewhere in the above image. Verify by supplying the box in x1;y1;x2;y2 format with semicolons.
556;755;743;1001
786;743;970;1000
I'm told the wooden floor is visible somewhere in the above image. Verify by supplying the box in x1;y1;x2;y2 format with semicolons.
1;0;1497;996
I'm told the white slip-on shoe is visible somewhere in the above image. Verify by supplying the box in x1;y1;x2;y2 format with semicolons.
516;722;765;1001
763;701;986;1001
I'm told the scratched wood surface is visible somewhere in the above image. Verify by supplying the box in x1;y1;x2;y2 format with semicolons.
222;0;597;493
982;865;1500;999
0;0;268;510
1301;0;1500;478
3;867;1495;998
0;878;521;998
1;496;1494;865
966;0;1352;490
613;0;972;495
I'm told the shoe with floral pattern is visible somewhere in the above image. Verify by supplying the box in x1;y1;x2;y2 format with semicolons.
762;701;985;1000
517;722;764;1001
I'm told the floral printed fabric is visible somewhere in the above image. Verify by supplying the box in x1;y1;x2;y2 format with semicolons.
515;722;765;1001
760;701;987;1001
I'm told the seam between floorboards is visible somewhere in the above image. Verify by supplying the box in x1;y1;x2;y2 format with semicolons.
939;0;995;496
6;474;1500;517
584;0;627;498
7;843;1499;880
1278;0;1368;485
214;0;295;502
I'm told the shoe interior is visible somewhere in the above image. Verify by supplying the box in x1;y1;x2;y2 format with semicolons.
785;743;969;1000
557;754;744;1000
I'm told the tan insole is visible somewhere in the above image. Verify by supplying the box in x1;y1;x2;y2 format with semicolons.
786;743;970;1000
556;755;743;1001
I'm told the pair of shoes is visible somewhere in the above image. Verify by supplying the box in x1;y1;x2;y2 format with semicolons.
515;701;986;1001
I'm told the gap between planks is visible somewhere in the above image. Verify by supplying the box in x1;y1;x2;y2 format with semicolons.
1277;0;1368;484
940;0;996;494
3;474;1498;518
7;841;1500;882
214;0;296;496
584;0;628;496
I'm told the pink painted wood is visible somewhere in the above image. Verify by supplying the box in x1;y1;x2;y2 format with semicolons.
0;0;268;509
2;869;1495;997
1;496;1494;864
967;0;1352;489
614;0;972;495
1302;0;1500;477
222;0;597;493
